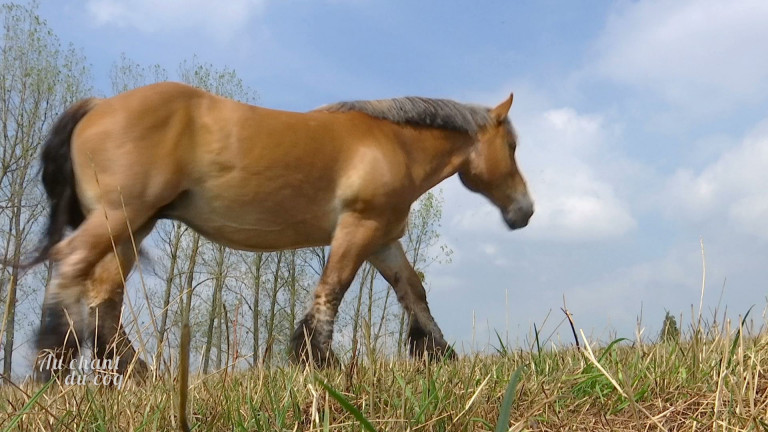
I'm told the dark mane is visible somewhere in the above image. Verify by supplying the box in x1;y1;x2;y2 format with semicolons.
316;96;493;135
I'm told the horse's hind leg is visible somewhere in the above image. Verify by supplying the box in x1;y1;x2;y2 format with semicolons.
35;207;151;381
35;290;82;382
86;223;155;380
368;241;454;360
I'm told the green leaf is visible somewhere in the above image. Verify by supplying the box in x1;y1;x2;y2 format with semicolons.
315;375;377;432
495;365;524;432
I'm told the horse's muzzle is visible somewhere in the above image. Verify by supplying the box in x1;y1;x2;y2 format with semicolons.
503;199;534;230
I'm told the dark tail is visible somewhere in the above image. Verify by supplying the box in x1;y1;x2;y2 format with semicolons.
22;98;96;268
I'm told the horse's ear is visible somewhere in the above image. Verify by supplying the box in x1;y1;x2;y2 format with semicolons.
490;93;514;124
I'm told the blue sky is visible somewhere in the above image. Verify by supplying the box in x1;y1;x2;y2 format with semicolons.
37;0;768;349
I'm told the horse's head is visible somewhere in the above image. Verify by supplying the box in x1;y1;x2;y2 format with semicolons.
459;93;533;230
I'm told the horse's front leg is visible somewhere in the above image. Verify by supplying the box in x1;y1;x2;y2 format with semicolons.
290;213;385;368
368;241;454;360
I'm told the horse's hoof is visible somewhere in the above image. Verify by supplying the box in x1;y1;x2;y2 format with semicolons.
408;335;456;362
122;356;149;382
290;319;340;368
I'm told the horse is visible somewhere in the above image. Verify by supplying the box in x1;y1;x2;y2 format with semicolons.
27;81;533;380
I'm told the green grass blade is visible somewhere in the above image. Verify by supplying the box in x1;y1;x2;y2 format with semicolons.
494;365;524;432
597;338;628;362
412;382;440;423
472;417;494;429
315;375;377;432
4;378;54;432
728;305;754;368
494;330;509;356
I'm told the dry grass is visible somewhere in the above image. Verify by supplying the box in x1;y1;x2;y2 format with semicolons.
2;323;767;432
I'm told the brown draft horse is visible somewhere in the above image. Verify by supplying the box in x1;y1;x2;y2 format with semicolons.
27;82;533;379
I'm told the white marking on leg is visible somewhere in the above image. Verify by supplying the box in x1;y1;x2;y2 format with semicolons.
310;300;336;348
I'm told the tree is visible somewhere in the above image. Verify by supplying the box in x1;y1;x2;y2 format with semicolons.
659;311;680;343
263;250;283;364
0;2;91;377
234;250;264;367
151;221;186;377
201;244;227;373
110;53;168;95
349;264;368;360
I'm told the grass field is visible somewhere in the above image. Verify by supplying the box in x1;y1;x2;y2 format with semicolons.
2;316;767;432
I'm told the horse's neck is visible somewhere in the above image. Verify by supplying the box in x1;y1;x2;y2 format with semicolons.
398;127;473;194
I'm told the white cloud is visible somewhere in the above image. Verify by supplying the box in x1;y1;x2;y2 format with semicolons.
521;108;635;240
86;0;265;38
593;0;768;110
665;118;768;239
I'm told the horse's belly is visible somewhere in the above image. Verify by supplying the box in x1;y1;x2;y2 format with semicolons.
165;198;336;251
196;224;332;251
